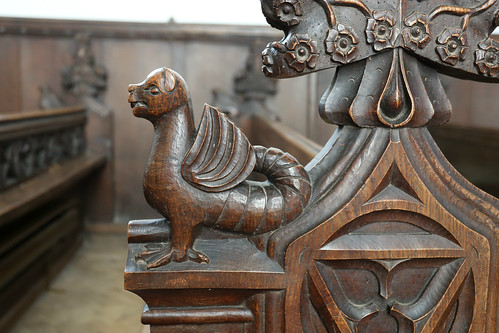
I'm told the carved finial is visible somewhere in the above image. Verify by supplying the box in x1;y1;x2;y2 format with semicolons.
62;33;110;116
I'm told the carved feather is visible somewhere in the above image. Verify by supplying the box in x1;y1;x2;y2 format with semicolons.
182;104;256;192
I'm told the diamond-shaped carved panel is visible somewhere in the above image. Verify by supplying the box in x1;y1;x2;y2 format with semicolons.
277;129;494;332
305;227;473;332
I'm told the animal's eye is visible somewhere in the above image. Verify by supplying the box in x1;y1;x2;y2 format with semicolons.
149;85;160;95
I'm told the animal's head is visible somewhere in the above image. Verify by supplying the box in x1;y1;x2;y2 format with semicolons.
128;68;189;120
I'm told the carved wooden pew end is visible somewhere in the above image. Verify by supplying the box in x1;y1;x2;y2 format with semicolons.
125;0;499;331
0;107;106;332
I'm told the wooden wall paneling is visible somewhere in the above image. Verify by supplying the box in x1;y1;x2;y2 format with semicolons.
170;41;187;79
0;36;21;113
183;42;252;123
430;124;499;197
466;82;499;128
440;75;473;126
19;36;73;111
102;39;173;221
0;17;281;45
272;74;310;135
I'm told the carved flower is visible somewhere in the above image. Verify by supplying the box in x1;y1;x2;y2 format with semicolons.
402;12;432;51
436;28;469;66
325;25;360;64
475;38;499;77
283;34;319;72
273;0;303;26
366;10;399;51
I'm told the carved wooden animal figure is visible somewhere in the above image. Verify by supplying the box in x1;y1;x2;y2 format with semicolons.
128;68;311;268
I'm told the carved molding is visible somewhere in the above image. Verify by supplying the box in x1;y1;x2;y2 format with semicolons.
0;17;280;44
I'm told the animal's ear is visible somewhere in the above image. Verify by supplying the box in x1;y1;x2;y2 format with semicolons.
163;69;176;92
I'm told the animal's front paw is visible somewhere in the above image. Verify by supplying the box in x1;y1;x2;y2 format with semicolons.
136;245;210;269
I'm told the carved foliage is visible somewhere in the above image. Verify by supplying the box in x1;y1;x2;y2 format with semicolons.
283;34;319;72
261;0;498;127
273;0;303;26
325;25;359;64
260;0;499;80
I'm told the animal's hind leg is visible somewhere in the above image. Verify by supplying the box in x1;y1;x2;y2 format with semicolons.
136;222;209;268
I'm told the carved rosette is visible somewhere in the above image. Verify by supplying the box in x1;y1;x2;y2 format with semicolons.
273;0;303;26
436;29;469;66
325;25;360;64
475;38;499;77
283;34;319;72
402;12;432;51
366;10;399;51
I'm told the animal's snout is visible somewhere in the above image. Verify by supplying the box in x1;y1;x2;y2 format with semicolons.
128;84;141;104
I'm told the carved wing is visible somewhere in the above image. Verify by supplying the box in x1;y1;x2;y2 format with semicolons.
181;104;256;192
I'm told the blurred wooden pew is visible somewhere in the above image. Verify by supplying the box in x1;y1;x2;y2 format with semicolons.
0;107;106;332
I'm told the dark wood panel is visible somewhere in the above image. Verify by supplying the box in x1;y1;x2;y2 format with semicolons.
0;36;21;113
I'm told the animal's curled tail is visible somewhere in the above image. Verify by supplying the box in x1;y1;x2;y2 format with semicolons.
207;145;312;234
